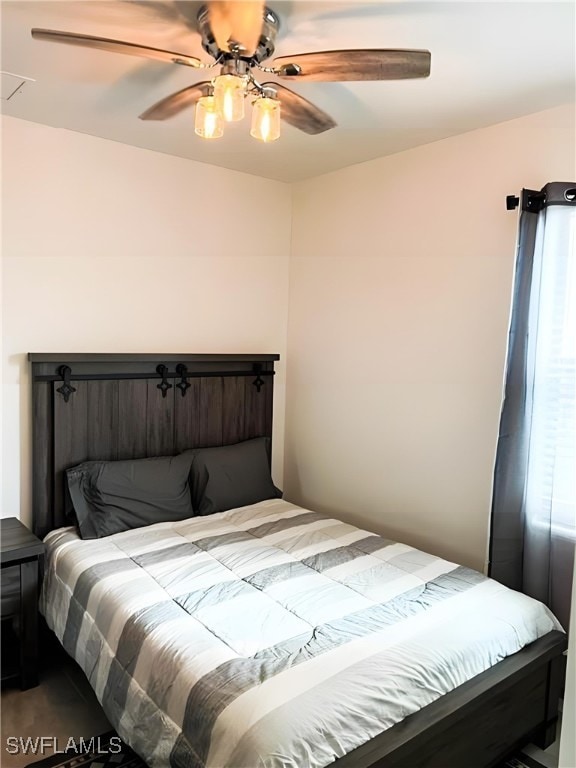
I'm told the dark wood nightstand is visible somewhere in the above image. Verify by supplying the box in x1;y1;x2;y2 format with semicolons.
1;517;44;689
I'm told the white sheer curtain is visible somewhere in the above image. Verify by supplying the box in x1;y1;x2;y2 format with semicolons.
523;203;576;621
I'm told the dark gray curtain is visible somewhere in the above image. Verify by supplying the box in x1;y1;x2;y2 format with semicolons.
489;181;576;630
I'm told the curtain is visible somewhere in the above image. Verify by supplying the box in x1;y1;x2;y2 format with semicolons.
490;181;576;630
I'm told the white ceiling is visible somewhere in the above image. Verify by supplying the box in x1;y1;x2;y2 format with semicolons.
1;1;574;182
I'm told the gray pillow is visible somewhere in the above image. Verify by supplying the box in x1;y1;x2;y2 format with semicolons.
184;438;282;516
67;454;195;539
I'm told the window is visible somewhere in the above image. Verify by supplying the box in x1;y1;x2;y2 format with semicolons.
526;205;576;542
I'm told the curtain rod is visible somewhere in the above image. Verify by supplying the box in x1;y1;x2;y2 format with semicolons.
506;182;576;212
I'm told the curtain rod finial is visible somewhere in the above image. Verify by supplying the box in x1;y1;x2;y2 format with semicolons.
506;195;520;211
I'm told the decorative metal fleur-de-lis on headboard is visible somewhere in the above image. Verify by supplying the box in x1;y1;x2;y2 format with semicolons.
56;365;76;403
176;364;191;397
252;363;265;393
156;365;173;399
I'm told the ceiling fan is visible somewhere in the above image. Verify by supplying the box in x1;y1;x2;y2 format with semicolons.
31;1;431;142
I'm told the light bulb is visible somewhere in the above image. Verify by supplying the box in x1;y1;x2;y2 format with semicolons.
213;74;246;122
194;95;224;139
250;97;281;143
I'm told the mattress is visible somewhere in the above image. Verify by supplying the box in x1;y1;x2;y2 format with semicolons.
41;499;562;768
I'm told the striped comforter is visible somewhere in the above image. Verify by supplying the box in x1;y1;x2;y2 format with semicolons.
41;500;561;768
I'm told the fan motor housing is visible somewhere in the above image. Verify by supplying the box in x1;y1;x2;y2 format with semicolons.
197;4;280;63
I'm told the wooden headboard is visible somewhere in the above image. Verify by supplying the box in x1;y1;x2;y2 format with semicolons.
29;353;279;538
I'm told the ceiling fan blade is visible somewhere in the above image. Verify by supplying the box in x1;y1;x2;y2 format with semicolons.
263;82;336;135
31;29;202;68
139;82;212;120
207;1;264;56
273;49;431;82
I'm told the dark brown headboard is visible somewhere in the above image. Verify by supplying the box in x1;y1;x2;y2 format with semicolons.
29;353;279;538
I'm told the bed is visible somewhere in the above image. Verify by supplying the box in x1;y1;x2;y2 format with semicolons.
30;353;567;768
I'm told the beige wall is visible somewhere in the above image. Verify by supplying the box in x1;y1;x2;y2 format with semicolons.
1;116;292;527
285;104;575;572
2;106;575;564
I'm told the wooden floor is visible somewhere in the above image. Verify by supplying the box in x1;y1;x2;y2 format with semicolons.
0;629;563;768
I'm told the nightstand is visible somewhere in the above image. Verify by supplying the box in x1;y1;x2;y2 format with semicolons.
1;517;44;689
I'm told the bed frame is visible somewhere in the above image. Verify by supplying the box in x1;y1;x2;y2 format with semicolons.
29;352;566;768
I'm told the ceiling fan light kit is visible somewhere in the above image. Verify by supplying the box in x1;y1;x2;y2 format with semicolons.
30;1;431;145
206;57;281;142
194;65;282;142
195;9;283;143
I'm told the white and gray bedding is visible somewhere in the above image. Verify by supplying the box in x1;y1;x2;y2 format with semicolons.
41;499;562;768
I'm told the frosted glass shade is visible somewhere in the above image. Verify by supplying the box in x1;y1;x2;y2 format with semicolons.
194;96;224;139
214;75;245;122
250;97;281;143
